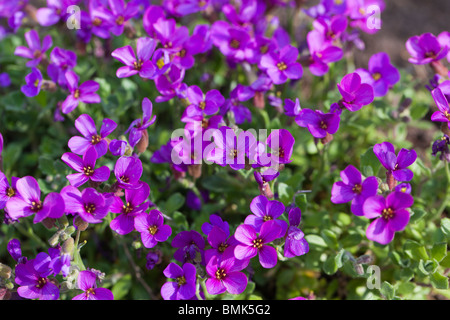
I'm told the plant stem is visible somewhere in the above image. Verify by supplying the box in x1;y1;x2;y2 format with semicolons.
434;161;450;220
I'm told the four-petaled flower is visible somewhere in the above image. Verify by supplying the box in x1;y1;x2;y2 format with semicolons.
161;262;197;300
134;209;172;248
72;270;114;300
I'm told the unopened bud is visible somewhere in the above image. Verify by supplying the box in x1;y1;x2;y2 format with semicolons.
187;164;202;179
49;230;62;247
356;254;373;265
58;215;69;228
62;238;75;255
0;263;12;279
41;80;57;92
254;91;265;109
321;133;334;145
74;216;89;231
386;171;397;191
135;129;149;155
42;217;56;229
353;263;364;275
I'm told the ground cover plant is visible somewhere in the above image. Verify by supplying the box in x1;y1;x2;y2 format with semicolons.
0;0;449;301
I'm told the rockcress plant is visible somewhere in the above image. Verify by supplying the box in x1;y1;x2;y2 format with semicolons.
0;0;449;302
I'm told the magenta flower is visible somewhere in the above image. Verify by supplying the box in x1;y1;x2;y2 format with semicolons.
234;220;282;269
134;209;172;248
210;21;250;62
61;147;111;188
109;182;151;235
14;29;52;67
266;129;295;165
331;165;379;216
205;251;248;295
61;71;101;114
114;156;143;189
5;176;65;223
284;98;302;118
68;114;117;158
171;230;205;264
107;0;139;36
260;44;303;85
406;32;448;65
373;141;417;182
284;207;309;258
306;29;343;76
431;88;450;129
295;108;340;139
111;37;157;79
14;259;59;300
161;262;197;300
154;64;187;102
202;214;230;237
125;97;156;148
185;85;225;116
205;225;240;264
60;186;112;224
0;173;19;210
72;270;114;300
36;0;72;27
47;47;77;88
221;84;254;125
337;72;374;112
355;52;400;97
244;195;288;236
363;191;414;245
21;67;42;97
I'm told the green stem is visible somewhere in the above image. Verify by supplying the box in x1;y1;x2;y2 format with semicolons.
72;229;86;271
434;161;450;220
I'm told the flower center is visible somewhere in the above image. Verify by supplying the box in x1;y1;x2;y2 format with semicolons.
382;207;394;220
359;8;365;15
444;111;450;121
199;101;206;110
260;45;268;54
320;121;328;129
84;203;96;214
229;149;238;159
83;166;94;176
36;277;47;289
86;287;96;297
179;49;186;58
156;58;165;69
218;242;228;253
176;276;186;286
215;268;227;280
252;238;263;249
277;62;287;71
30;200;43;213
122;202;133;214
120;175;130;183
201;118;209;129
230;39;240;49
91;134;102;145
263;215;273;222
352;184;362;194
6;187;15;197
116;15;124;25
278;147;285;159
372;72;382;81
149;225;158;235
34;79;40;87
74;89;80;99
425;51;436;59
93;18;102;26
33;50;41;59
164;42;173;49
133;59;143;71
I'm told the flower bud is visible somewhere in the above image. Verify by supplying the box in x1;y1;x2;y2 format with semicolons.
135;129;149;154
41;217;56;229
74;216;89;231
0;263;12;279
49;230;62;247
58;215;69;228
62;237;75;255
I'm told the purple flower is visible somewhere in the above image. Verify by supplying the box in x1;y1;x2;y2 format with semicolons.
73;270;114;300
145;250;161;270
68;114;117;158
0;173;19;210
185;86;225;116
211;21;250;62
114;156;143;189
61;147;111;188
5;176;65;223
36;0;72;27
432;135;450;162
47;47;77;88
266;129;295;165
161;262;197;300
88;0;115;39
14;30;52;67
234;220;282;269
205;225;239;264
284;207;309;258
107;0;139;36
0;72;11;87
260;44;303;85
205;251;248;295
171;230;205;264
337;72;374;112
221;84;254;125
154;65;187;102
438;31;450;63
7;238;27;264
406;33;448;65
373;141;417;182
245;195;288;236
284;98;301;118
60;186;112;224
363;191;414;245
125;97;156;148
202;214;230;237
431;88;450;129
355;52;400;97
331;165;379;216
295;108;340;139
61;71;101;114
109;139;128;156
14;259;59;300
21;67;42;97
111;37;157;79
153;18;189;53
109;182;151;235
395;183;412;194
134;209;172;248
306;29;343;76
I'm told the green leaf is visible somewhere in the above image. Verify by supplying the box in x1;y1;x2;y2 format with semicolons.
441;218;450;239
111;274;132;300
403;240;429;261
409;208;427;223
380;281;395;300
172;211;188;230
304;235;327;250
321;229;339;250
360;147;381;177
430;271;449;290
38;156;56;176
431;242;447;262
418;259;438;275
278;182;294;205
323;255;338;275
164;193;185;215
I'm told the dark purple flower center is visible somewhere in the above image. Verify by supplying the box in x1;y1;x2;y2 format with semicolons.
444;111;450;121
260;45;269;54
85;203;96;214
320;121;328;130
30;200;43;212
133;59;143;71
277;62;287;71
252;238;263;249
218;242;228;253
215;268;227;280
91;134;102;145
6;187;15;197
83;165;94;176
120;175;130;183
116;16;124;26
93;18;102;26
230;39;240;49
278;147;285;159
229;149;238;159
425;51;437;59
176;276;186;286
178;49;186;58
122;202;133;214
148;225;158;235
74;89;80;99
86;287;96;297
33;50;41;59
201;118;209;129
263;215;273;222
352;184;362;194
36;277;47;289
164;42;173;49
382;207;394;220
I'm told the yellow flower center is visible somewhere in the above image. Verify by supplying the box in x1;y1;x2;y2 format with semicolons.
277;62;287;71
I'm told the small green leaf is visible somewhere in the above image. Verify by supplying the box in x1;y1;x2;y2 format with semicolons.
431;242;447;262
304;235;327;250
321;229;339;250
403;240;429;261
430;271;449;290
164;193;185;215
380;281;395;300
441;218;450;239
278;182;294;205
111;274;132;300
361;147;381;177
323;255;338;275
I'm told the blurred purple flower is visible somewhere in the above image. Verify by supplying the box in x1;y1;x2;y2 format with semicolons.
373;141;417;182
295;108;340;139
260;44;303;85
14;30;52;67
406;32;448;65
61;71;101;114
21;67;42;97
337;72;374;111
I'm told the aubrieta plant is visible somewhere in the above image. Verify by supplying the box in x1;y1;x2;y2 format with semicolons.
0;0;449;302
